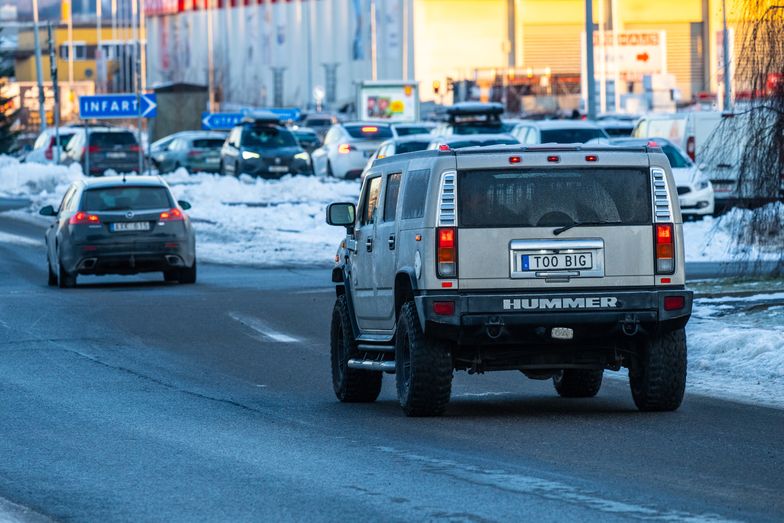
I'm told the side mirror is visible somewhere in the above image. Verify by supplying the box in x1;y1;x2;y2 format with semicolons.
39;205;57;217
698;163;706;170
178;200;192;210
326;202;355;228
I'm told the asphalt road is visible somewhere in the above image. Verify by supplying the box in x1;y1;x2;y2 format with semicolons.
0;212;782;522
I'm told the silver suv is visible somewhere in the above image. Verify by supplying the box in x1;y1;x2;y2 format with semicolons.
326;143;692;416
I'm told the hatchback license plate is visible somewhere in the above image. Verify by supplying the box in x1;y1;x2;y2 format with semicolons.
268;166;288;173
522;252;592;271
107;152;126;159
112;221;150;232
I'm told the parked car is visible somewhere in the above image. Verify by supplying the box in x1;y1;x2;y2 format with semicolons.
311;122;394;179
361;136;433;179
300;113;338;139
220;113;312;178
150;131;227;174
609;137;714;218
431;102;506;136
63;127;141;176
596;114;638;137
24;128;79;164
39;175;196;288
391;122;436;137
631;111;722;162
427;133;520;150
290;126;322;153
510;120;609;144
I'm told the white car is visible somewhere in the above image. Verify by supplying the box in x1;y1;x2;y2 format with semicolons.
610;137;714;218
311;122;393;179
24;128;78;164
510;120;609;144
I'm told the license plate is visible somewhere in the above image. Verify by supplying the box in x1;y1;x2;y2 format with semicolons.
111;221;151;232
521;252;593;271
713;183;734;193
205;157;219;164
107;152;126;159
268;166;288;172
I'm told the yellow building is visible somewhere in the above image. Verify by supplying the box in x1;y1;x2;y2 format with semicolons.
414;0;750;107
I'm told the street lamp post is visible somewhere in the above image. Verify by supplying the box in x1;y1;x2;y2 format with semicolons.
722;0;731;111
31;0;47;131
585;0;597;120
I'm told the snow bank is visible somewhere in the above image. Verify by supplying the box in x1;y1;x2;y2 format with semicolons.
0;156;82;205
686;293;784;408
683;204;784;262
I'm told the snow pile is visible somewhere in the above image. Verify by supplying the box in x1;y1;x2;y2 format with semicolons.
683;204;784;262
164;169;358;266
0;156;82;205
686;292;784;408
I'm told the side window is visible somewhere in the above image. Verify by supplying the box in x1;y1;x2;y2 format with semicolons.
324;127;340;145
67;189;82;211
230;129;240;147
361;176;382;225
525;127;538;144
401;169;430;220
383;173;402;222
59;187;76;213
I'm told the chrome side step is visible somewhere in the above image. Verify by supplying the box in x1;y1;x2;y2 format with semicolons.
347;359;396;372
357;343;395;353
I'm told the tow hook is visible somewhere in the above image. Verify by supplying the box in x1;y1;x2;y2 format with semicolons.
621;314;640;336
486;316;505;340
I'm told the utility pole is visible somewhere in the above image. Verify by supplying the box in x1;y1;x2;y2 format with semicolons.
48;23;61;163
133;0;143;175
66;0;74;88
32;0;47;131
97;0;102;92
585;0;597;120
207;0;215;112
721;0;732;111
370;0;378;80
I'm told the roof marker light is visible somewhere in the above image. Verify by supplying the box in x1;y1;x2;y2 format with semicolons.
509;155;522;164
585;155;598;162
547;155;560;163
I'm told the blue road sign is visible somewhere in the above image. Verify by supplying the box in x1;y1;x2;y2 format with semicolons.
265;107;301;121
201;112;244;130
79;93;157;119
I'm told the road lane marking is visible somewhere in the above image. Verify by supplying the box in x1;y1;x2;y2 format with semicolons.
375;446;739;522
228;311;299;343
0;231;40;247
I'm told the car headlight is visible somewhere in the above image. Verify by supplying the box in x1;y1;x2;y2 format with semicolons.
242;150;260;160
294;152;311;163
697;180;710;190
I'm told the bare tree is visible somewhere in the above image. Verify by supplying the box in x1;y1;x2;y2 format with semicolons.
702;1;784;275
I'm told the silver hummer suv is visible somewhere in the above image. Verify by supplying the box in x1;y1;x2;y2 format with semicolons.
326;143;692;417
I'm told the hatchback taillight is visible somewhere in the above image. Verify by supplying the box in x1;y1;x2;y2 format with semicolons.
655;223;675;274
87;145;100;154
437;227;457;278
686;136;696;161
69;211;101;225
159;208;184;221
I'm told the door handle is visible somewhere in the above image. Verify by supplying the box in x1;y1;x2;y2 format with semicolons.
366;238;373;252
388;234;396;250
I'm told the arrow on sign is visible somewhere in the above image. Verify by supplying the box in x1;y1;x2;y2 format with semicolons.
141;94;157;118
636;52;650;62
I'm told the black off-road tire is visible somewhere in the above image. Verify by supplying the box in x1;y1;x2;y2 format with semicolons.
326;161;334;178
629;329;687;412
330;295;382;402
47;260;58;286
58;260;76;289
553;369;604;398
395;302;453;417
178;261;197;284
163;270;179;282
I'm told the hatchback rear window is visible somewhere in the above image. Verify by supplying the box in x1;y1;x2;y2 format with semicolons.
540;128;607;143
192;139;225;149
458;169;651;228
89;132;138;147
345;125;393;140
394;126;432;137
82;186;173;211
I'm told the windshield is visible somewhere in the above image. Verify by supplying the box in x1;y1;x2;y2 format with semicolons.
394;126;432;137
540;128;607;143
459;169;651;227
89;132;137;147
241;127;298;148
192;139;225;149
345;125;394;140
82;186;172;211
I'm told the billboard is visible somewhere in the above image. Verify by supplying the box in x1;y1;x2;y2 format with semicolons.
357;82;419;122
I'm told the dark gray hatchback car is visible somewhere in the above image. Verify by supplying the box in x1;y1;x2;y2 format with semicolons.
40;176;196;288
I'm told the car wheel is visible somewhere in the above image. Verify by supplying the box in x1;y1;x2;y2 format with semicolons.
326;160;334;178
163;270;179;282
177;260;197;284
234;162;241;177
395;301;453;417
553;369;603;398
629;329;687;411
219;161;226;176
47;259;57;286
57;256;76;289
330;295;382;402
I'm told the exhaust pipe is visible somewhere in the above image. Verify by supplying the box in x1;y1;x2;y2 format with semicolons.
79;258;97;270
165;255;183;266
485;316;505;340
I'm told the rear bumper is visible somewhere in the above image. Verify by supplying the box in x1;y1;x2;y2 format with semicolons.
239;159;312;178
63;241;195;275
415;289;692;346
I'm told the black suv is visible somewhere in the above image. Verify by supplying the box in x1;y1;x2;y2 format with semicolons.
220;113;313;178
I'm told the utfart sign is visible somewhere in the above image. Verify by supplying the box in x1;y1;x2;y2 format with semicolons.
582;30;667;77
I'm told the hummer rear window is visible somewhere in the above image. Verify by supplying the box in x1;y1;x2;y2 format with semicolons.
458;168;651;228
401;169;430;220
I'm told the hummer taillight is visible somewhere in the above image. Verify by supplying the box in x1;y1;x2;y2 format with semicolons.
437;227;457;278
655;223;675;274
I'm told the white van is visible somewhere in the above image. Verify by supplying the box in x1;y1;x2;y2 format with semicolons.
632;112;722;163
